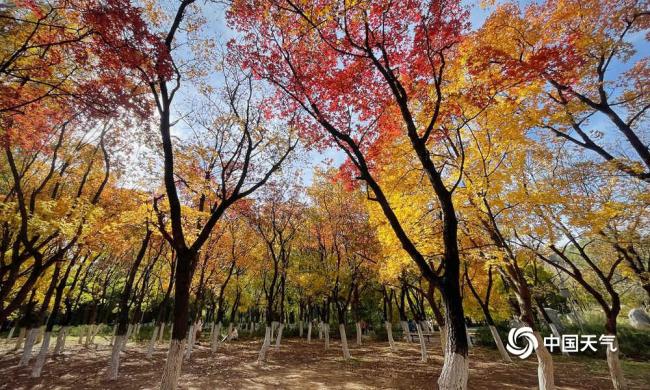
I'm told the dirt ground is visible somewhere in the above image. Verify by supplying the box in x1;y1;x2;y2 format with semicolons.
1;335;649;389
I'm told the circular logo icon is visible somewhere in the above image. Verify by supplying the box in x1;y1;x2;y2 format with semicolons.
506;326;539;359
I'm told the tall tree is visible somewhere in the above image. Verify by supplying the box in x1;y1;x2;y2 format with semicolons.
229;1;476;386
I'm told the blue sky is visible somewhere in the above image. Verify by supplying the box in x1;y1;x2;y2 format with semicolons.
145;0;648;189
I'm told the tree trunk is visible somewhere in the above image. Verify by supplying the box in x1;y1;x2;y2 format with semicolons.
512;270;556;390
160;339;186;390
533;331;555;390
147;325;159;358
274;323;284;349
158;322;166;343
437;278;469;390
270;320;278;340
385;321;395;350
547;323;568;357
355;321;362;346
110;324;117;346
78;324;85;345
258;326;272;363
465;325;473;349
400;321;411;343
226;322;233;341
488;325;511;363
307;321;312;343
5;326;15;343
184;324;195;360
439;325;447;352
415;323;427;362
211;322;221;352
108;335;126;380
53;326;68;355
18;328;37;366
606;337;627;390
160;248;194;390
324;323;330;349
339;324;351;360
31;331;51;377
14;327;26;351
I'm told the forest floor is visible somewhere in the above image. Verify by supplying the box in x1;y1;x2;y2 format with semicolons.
1;335;649;389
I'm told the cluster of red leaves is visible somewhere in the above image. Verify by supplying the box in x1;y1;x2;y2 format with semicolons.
227;0;469;186
1;0;172;149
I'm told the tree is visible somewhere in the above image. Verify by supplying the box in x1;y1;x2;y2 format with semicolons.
473;0;650;182
229;1;477;386
246;183;302;362
143;3;296;382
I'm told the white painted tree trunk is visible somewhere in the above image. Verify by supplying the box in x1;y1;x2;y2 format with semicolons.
324;323;330;349
147;326;159;358
91;324;101;345
257;326;272;364
533;331;555;390
275;323;284;349
339;324;351;360
209;322;215;340
125;324;133;342
488;325;512;363
110;325;117;346
18;328;37;366
31;331;51;378
548;323;569;357
108;335;125;380
318;321;323;339
54;326;68;355
158;322;166;343
400;321;411;343
168;324;174;344
270;321;278;340
121;325;132;352
184;324;195;360
299;320;303;337
307;322;312;343
85;324;94;346
158;322;165;343
385;321;395;350
5;326;16;343
211;322;222;352
14;327;26;350
160;338;186;390
36;325;45;344
606;338;627;390
465;326;473;349
439;325;447;353
78;325;85;344
226;323;234;341
415;323;427;362
355;321;362;346
438;351;469;390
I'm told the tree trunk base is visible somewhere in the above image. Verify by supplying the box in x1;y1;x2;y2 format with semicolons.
258;326;271;364
160;339;186;390
339;324;351;360
606;339;627;390
31;331;51;378
438;352;468;390
534;332;555;390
